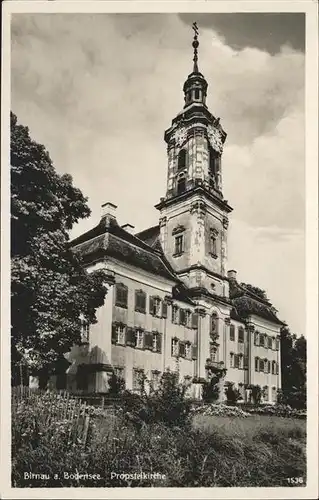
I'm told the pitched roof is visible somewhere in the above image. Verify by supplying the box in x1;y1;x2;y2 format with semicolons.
70;217;177;282
229;280;283;325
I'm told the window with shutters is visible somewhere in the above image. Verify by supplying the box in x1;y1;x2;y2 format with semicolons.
271;360;276;374
259;359;265;372
260;334;265;347
112;323;126;345
230;324;235;341
230;352;234;368
171;338;179;357
185;310;192;327
172;305;179;324
152;331;162;353
255;357;259;372
238;327;245;343
264;359;269;373
179;342;186;358
275;338;280;351
238;353;244;369
180;309;186;326
268;336;273;349
133;368;145;393
125;327;136;347
234;354;240;369
150;296;162;317
254;331;260;346
185;342;191;360
135;289;146;313
267;360;271;373
174;235;184;255
135;328;144;349
115;283;128;308
143;331;153;351
162;301;168;319
263;386;269;401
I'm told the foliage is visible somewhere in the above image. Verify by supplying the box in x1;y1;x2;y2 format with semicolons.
12;392;306;487
225;383;241;404
240;283;270;302
280;326;306;409
107;373;125;398
250;385;262;405
120;370;192;430
202;368;225;403
10;112;108;378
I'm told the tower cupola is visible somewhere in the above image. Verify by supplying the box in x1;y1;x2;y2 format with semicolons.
183;22;208;107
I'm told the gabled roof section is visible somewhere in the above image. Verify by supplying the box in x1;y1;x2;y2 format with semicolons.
135;224;161;249
229;279;284;326
70;217;177;282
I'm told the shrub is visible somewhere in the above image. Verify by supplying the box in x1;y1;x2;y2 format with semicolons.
225;383;241;404
251;384;262;405
107;373;125;398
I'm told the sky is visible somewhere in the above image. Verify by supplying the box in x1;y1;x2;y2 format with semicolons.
11;13;305;335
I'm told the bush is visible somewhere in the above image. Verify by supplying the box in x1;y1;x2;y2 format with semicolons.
107;373;125;398
225;383;241;404
120;370;192;430
251;385;262;405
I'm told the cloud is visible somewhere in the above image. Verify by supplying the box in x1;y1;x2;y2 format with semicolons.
10;13;305;334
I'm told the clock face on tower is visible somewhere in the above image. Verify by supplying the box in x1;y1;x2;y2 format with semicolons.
172;127;187;147
207;125;223;154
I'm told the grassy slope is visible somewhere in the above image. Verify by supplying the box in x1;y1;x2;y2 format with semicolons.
13;410;307;488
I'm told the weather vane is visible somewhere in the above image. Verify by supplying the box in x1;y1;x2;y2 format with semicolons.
192;22;199;73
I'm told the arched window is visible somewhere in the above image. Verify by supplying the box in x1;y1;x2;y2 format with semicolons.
178;149;187;170
177;176;186;195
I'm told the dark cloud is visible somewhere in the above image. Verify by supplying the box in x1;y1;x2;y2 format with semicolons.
179;13;305;54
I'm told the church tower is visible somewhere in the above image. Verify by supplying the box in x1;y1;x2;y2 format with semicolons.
155;23;232;298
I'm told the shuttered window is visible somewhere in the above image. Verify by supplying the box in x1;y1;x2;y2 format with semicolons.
115;283;128;308
135;290;146;313
230;324;235;341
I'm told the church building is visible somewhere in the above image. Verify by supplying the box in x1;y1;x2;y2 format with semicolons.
64;26;283;403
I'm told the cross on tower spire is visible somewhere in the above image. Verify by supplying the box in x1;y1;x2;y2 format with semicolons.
192;21;199;73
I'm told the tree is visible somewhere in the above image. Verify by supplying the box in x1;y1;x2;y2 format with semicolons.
11;112;108;382
280;326;306;409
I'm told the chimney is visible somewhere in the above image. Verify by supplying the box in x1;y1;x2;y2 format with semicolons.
227;269;237;281
122;223;135;234
101;202;117;219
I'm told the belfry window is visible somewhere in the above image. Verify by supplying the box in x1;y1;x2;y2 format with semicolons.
194;88;200;100
174;234;184;255
178;149;187;171
177;176;186;195
209;147;217;176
